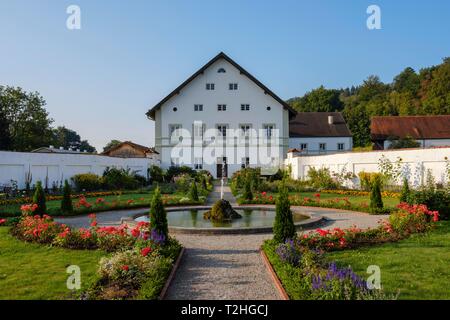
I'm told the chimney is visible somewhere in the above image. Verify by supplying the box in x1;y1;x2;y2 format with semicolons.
328;115;334;125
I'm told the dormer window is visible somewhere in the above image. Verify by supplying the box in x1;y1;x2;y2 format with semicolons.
217;68;226;73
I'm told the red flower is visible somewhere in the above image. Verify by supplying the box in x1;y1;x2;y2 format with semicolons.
131;228;140;238
0;218;6;225
121;265;129;271
90;221;98;227
140;247;152;257
314;193;321;198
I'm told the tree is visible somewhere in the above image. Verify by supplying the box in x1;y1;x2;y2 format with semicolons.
103;140;122;153
189;181;199;202
288;86;344;112
0;86;54;151
369;176;383;212
422;58;450;114
32;181;47;216
242;178;253;201
61;180;73;214
149;165;165;183
52;126;96;152
387;135;421;149
393;67;420;95
149;187;168;243
0;109;11;150
400;177;411;203
273;183;296;243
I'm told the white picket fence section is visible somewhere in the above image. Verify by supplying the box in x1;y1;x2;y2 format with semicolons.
285;147;450;189
0;151;159;190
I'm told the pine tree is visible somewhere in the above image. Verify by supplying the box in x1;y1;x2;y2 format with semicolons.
273;183;296;243
32;181;47;216
369;175;384;212
201;175;208;190
242;178;253;201
61;180;73;214
190;181;199;201
149;187;168;242
399;177;411;203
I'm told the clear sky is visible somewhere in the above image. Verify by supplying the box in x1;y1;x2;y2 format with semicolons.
1;0;449;151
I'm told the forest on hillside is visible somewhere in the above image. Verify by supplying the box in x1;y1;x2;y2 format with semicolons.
287;58;450;147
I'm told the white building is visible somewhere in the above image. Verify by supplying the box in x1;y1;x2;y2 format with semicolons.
371;115;450;150
146;52;352;178
146;52;297;178
288;112;352;154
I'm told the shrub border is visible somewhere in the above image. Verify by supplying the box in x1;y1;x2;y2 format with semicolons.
158;247;185;300
260;248;289;300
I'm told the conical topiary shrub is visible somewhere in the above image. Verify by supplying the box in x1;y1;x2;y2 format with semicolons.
61;180;73;214
190;181;199;201
273;183;296;243
399;177;410;203
33;181;47;216
370;175;384;212
149;187;168;244
242;178;253;201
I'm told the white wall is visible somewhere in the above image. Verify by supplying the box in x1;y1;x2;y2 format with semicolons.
288;137;353;154
155;57;289;178
0;151;158;189
285;147;450;188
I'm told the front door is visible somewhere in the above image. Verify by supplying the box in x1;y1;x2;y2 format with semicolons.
216;157;228;178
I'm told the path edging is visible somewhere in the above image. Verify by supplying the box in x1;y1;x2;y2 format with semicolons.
159;247;185;300
260;248;290;300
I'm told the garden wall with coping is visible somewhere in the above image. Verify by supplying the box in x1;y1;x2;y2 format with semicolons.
285;147;450;188
0;150;159;189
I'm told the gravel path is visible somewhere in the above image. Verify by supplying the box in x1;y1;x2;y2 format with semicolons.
54;190;389;300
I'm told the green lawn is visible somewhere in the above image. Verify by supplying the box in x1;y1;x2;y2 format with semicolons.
257;191;399;209
0;193;154;217
327;221;450;299
0;227;105;299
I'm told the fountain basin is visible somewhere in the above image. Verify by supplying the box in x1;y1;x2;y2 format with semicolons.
133;206;323;235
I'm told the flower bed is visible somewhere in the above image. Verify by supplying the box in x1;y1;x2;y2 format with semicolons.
239;192;391;214
321;189;400;198
262;203;439;300
9;213;182;300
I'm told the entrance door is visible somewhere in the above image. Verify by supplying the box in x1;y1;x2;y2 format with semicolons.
216;157;228;178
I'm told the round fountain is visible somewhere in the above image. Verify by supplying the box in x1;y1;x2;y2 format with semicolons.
133;164;321;234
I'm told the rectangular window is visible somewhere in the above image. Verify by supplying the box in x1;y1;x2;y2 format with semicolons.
194;104;203;111
240;124;252;137
194;158;203;170
300;143;308;150
217;125;227;137
206;83;215;90
169;124;182;137
229;83;238;90
263;124;275;138
319;143;326;151
240;104;250;111
193;122;205;139
241;157;250;169
337;143;345;150
218;104;227;111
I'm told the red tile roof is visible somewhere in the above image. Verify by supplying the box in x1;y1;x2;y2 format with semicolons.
289;112;352;137
371;115;450;140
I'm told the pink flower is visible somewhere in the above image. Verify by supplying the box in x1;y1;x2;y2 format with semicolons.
0;218;6;225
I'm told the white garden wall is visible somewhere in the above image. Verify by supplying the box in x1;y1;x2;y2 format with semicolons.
0;151;159;190
285;147;450;188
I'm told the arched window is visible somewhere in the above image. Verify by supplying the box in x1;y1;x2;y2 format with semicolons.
217;68;226;73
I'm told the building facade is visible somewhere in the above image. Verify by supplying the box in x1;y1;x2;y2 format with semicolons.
147;52;296;178
288;112;353;154
371;115;450;150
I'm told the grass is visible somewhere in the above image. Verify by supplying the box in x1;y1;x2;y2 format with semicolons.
293;192;399;208
0;227;105;300
327;221;450;299
0;193;153;217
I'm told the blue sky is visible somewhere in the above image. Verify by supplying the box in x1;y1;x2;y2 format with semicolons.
1;0;449;151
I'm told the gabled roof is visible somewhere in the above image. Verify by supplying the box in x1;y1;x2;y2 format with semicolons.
371;115;450;140
101;141;159;155
146;52;297;120
32;147;90;154
289;112;352;137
